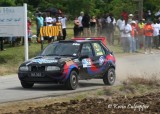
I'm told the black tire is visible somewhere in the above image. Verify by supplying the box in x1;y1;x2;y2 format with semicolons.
21;81;34;88
103;68;116;85
65;71;78;90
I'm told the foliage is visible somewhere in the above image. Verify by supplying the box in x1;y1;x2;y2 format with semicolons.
0;0;15;6
107;0;137;18
0;0;159;20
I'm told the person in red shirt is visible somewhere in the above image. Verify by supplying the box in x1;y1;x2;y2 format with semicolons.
143;20;153;54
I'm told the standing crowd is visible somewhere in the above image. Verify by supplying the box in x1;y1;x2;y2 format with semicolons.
116;11;160;54
35;11;67;43
72;10;160;54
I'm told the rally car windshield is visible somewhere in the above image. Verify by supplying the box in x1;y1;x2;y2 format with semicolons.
41;42;80;57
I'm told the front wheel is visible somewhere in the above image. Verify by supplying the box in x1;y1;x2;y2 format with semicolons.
103;68;116;85
65;71;78;90
21;81;34;88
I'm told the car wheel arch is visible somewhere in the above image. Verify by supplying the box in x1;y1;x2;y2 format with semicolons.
70;67;79;75
103;66;116;85
65;68;79;90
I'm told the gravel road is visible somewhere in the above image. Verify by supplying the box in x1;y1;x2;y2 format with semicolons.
0;52;160;103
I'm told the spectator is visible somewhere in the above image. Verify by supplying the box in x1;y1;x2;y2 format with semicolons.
130;21;137;53
101;14;107;36
96;15;102;36
82;13;90;37
121;19;132;53
45;12;53;43
143;20;153;54
106;13;116;45
78;11;84;36
45;12;53;26
60;14;67;40
27;18;32;45
116;16;125;45
90;16;97;36
137;19;145;49
35;12;44;40
55;17;62;41
73;16;80;37
151;19;160;49
57;13;62;23
128;14;134;24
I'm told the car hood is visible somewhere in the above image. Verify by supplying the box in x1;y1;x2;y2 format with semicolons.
22;56;75;66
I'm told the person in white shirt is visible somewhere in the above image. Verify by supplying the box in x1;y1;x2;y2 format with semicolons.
116;16;125;44
152;20;160;49
60;14;67;40
78;11;84;36
45;12;53;26
45;12;53;43
121;19;132;52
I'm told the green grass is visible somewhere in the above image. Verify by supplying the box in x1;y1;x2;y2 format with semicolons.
0;42;47;75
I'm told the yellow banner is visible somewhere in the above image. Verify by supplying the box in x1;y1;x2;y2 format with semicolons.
40;26;62;37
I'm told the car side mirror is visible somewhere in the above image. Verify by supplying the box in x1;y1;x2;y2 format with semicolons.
79;55;89;61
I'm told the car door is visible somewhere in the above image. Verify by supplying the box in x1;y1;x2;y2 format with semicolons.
90;42;107;75
79;43;96;79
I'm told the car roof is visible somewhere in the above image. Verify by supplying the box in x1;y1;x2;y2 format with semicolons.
58;40;101;43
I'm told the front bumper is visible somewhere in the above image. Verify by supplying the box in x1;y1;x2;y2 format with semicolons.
18;71;65;83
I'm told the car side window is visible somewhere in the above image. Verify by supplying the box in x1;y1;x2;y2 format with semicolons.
92;42;105;56
80;43;93;57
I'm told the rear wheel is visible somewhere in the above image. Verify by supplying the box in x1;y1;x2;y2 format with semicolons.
103;68;115;85
65;71;78;90
21;81;34;88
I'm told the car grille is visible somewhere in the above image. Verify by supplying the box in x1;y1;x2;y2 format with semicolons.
31;66;45;72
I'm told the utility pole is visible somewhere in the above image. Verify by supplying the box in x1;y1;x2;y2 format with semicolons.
133;0;143;20
138;0;143;20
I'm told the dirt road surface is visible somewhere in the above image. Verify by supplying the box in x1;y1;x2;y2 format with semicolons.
0;52;160;103
0;52;160;114
9;92;160;114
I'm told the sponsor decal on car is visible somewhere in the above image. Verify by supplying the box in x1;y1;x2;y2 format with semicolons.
72;43;80;46
26;59;58;65
82;58;92;68
99;56;105;66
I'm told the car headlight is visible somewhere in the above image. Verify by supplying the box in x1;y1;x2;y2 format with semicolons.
19;66;29;71
46;66;60;71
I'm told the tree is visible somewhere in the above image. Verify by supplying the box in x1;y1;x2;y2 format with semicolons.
1;0;159;20
0;0;15;6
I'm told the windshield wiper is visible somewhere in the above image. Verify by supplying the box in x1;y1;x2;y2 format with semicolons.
42;54;58;56
59;54;74;57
